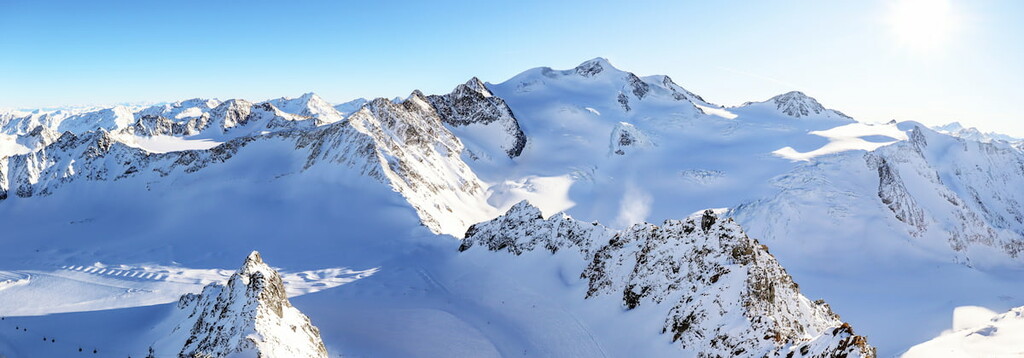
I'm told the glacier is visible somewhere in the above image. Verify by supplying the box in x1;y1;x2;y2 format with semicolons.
0;57;1022;357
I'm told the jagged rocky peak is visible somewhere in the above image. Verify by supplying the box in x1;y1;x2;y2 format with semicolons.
210;98;256;130
153;251;329;358
460;201;875;358
1;85;493;236
463;77;491;96
748;91;853;120
771;91;826;118
459;200;609;254
574;57;613;77
264;92;344;124
426;77;527;158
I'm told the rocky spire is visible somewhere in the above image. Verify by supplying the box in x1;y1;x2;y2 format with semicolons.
153;251;330;358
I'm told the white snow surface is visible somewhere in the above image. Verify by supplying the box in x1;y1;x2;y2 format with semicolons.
119;135;223;153
903;305;1024;357
0;57;1023;357
772;121;905;161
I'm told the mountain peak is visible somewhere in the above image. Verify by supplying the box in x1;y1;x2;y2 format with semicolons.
574;57;615;77
508;200;543;217
261;92;343;124
770;90;815;103
296;92;330;105
266;92;325;106
740;90;852;120
241;250;266;271
465;76;487;90
155;251;329;358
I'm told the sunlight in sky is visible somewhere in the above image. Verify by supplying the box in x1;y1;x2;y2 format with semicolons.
886;0;961;51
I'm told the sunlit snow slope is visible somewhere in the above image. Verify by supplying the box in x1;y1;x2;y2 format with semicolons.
1;58;1022;357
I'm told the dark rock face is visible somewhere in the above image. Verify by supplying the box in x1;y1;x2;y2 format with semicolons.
764;91;853;120
626;73;650;99
608;122;651;156
872;157;927;236
460;201;875;358
617;92;631;112
575;59;605;77
426;78;528;158
771;91;827;118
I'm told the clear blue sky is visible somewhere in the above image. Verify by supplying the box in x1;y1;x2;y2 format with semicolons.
1;0;1021;135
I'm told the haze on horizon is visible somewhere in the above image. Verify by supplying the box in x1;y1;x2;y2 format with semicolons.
1;0;1021;136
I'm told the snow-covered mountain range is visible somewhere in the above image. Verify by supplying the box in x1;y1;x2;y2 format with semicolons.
1;58;1022;357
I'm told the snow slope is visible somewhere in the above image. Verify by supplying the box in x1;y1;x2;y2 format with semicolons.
903;305;1024;357
482;57;869;229
1;57;1023;357
478;58;1024;355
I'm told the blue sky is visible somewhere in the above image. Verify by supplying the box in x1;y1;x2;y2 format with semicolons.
1;0;1021;135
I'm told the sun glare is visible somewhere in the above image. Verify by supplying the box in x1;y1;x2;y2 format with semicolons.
886;0;960;51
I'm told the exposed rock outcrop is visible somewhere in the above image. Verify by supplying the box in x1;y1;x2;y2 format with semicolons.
153;251;328;358
460;201;875;358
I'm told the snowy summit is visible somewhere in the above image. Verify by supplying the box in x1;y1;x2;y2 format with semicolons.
151;251;329;358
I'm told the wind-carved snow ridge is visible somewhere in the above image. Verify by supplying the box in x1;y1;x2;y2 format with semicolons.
459;201;876;358
153;251;329;358
866;125;1024;260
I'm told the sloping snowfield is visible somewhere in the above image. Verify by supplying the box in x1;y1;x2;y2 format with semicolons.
1;58;1023;357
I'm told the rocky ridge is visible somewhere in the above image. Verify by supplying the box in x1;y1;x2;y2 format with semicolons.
152;251;329;358
867;126;1024;258
459;201;875;358
0;88;499;235
426;77;527;158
